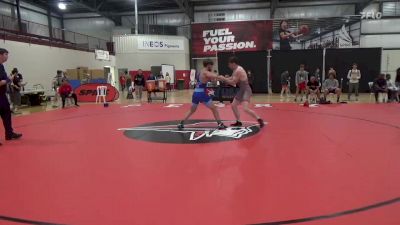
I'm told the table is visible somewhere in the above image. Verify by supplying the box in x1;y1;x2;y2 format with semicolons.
21;89;45;106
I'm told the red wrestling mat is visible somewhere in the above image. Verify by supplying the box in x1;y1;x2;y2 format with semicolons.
0;103;399;225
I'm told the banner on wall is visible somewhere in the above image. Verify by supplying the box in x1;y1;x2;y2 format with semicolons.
191;21;273;58
137;36;185;51
95;50;110;61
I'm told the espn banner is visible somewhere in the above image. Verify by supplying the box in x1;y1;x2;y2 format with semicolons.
191;21;273;58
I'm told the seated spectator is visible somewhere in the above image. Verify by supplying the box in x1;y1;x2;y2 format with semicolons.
386;74;399;102
323;72;341;103
307;76;320;101
373;73;388;103
59;79;79;108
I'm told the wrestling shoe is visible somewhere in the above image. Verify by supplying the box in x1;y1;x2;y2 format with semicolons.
231;121;243;127
257;118;265;128
177;122;184;130
6;133;22;140
218;123;227;130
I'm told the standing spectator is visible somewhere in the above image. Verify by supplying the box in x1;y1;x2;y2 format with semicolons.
347;63;361;101
134;69;146;100
396;68;400;102
373;73;388;103
280;70;290;98
0;48;22;145
148;73;156;81
386;74;399;102
323;72;341;103
119;71;127;92
295;64;309;102
157;71;164;80
10;68;22;114
314;67;321;82
165;72;172;91
59;79;79;108
52;70;65;108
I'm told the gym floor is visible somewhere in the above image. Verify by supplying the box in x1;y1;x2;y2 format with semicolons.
1;90;399;225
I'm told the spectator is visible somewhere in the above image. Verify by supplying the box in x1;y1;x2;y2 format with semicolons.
52;70;65;108
328;67;336;77
386;74;399;102
126;71;132;92
165;72;172;91
280;70;290;98
134;69;146;100
314;67;321;82
295;64;309;102
157;71;164;80
373;73;388;103
119;71;127;92
59;79;79;108
396;68;400;102
347;63;361;101
323;72;341;103
148;73;156;81
10;68;22;114
0;48;22;145
307;76;321;100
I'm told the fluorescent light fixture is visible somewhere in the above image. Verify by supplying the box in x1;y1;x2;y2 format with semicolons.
58;2;67;10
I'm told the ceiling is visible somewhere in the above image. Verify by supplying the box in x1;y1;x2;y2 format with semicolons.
29;0;373;15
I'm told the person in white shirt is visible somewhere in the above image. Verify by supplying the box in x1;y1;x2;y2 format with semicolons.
347;63;361;101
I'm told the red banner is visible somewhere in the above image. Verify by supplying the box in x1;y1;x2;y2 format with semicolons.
191;21;273;58
74;83;119;102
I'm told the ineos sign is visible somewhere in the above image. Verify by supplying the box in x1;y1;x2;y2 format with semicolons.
137;36;184;51
361;11;382;20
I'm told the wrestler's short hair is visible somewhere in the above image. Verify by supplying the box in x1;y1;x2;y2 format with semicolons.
228;56;239;64
203;59;214;67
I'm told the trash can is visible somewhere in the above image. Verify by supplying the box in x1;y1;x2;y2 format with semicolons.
177;79;185;90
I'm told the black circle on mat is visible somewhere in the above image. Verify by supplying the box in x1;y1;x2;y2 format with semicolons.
123;120;261;144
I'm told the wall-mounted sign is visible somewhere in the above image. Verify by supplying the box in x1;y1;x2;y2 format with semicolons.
191;21;273;57
95;50;110;61
137;36;185;51
361;11;382;20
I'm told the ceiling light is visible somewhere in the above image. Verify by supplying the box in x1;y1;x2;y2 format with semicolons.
58;2;67;10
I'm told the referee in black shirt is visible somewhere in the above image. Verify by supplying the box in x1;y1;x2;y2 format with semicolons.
0;48;22;145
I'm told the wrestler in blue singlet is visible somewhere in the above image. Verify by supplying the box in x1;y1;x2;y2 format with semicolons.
192;77;213;107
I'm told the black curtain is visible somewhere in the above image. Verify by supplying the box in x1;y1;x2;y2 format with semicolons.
217;51;268;93
325;48;381;92
271;49;323;93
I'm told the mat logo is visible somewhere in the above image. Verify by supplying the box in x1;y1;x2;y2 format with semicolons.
119;120;261;144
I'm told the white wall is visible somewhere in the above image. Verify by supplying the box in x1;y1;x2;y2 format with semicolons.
113;35;190;71
381;50;400;81
274;5;355;19
360;18;400;48
0;40;116;90
64;13;115;41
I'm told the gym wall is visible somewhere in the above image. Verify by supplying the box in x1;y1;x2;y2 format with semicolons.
0;40;116;90
113;35;190;72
